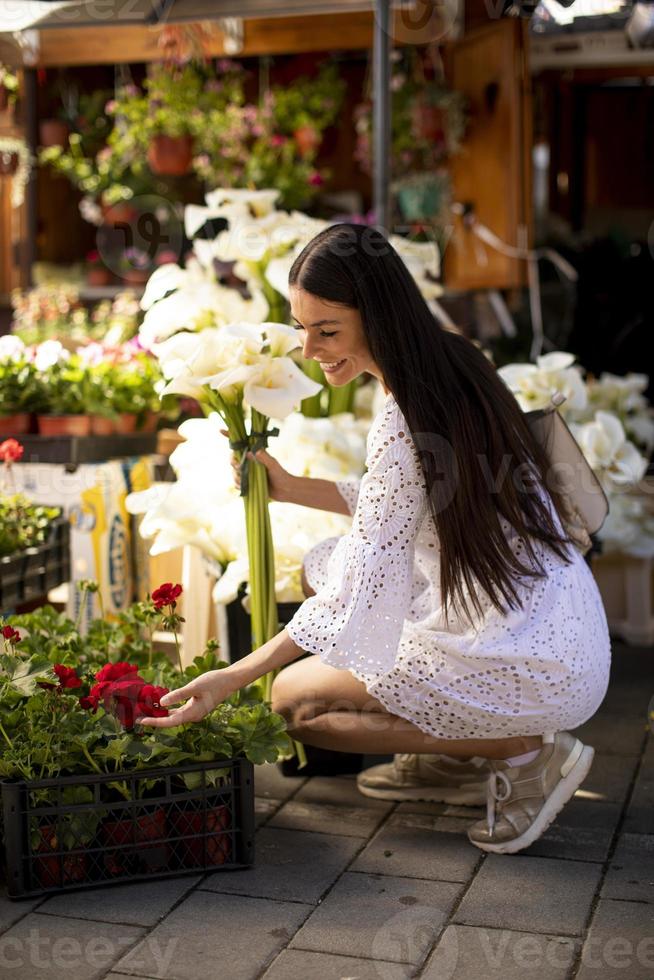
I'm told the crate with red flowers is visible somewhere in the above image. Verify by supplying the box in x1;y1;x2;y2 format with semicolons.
1;757;254;898
0;581;290;898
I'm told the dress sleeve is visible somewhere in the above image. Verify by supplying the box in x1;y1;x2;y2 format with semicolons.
334;478;361;516
286;404;428;675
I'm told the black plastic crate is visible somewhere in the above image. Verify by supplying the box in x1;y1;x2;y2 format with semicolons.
1;757;254;899
16;433;158;465
0;512;70;614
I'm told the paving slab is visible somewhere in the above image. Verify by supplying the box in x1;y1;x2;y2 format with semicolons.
574;752;639;805
37;875;202;927
199;826;361;904
452;855;602;936
421;924;579;980
0;892;43;934
524;799;621;863
571;713;647;757
0;912;144;980
114;890;311;980
262;948;413;979
269;799;387;837
255;797;282;827
395;800;485;820
294;774;394;813
622;739;654;835
290;871;461;964
254;764;306;802
351;813;480;882
601;833;654;903
575;898;654;980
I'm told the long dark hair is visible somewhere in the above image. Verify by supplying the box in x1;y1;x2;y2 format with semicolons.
289;223;573;622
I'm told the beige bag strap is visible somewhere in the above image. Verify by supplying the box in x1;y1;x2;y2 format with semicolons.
525;396;609;547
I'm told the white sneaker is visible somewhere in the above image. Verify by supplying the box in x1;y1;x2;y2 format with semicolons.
467;732;595;854
357;754;490;806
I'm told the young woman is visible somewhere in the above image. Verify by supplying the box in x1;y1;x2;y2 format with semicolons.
140;223;611;854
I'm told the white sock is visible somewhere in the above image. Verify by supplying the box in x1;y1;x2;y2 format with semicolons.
504;748;541;767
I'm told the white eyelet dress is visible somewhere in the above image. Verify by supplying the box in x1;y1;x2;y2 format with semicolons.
285;393;612;740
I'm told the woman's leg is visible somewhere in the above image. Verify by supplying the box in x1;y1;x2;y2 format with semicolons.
272;656;542;759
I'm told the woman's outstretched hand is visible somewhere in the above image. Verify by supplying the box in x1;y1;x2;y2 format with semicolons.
221;428;295;502
136;669;237;728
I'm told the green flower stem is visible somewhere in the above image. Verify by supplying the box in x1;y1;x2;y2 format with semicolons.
171;618;183;674
300;358;325;417
0;718;13;750
80;743;131;801
327;378;357;415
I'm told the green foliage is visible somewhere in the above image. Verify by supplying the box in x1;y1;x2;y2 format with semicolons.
0;595;290;851
0;497;60;557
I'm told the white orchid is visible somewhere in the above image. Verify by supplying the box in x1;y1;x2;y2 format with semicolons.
0;334;26;361
498;351;588;414
390;234;443;300
597;492;654;559
139;259;268;348
241;355;323;420
570;411;648;490
33;340;69;371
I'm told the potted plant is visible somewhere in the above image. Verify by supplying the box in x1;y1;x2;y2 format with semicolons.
85;250;113;287
0;64;18;113
0;582;291;896
0;336;37;435
0;138;33;207
32;344;92;437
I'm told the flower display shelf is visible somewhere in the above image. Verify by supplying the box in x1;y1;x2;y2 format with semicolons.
0;513;70;612
1;757;254;899
15;433;158;466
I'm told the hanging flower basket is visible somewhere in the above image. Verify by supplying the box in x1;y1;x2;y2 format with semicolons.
0;151;18;176
39;120;69;149
147;134;194;176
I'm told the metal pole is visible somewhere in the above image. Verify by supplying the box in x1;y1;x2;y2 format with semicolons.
22;67;38;288
373;0;391;236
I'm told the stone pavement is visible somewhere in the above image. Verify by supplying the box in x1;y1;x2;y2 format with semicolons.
1;640;653;980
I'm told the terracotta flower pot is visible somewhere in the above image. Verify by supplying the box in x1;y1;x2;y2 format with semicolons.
0;151;18;176
147;134;194;176
37;414;91;437
0;413;30;436
138;410;159;433
169;802;231;868
90;415;115;436
101;806;168;876
32;823;88;888
115;413;137;434
86;266;112;287
39;119;69;148
413;103;446;143
294;125;321;158
101;202;136;227
120;267;150;285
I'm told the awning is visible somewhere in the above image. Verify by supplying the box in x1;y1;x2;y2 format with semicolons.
1;0;400;31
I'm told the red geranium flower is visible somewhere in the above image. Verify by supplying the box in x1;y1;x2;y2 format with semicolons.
80;670;169;730
151;582;183;609
0;439;24;463
94;662;140;684
1;625;20;643
53;664;82;689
